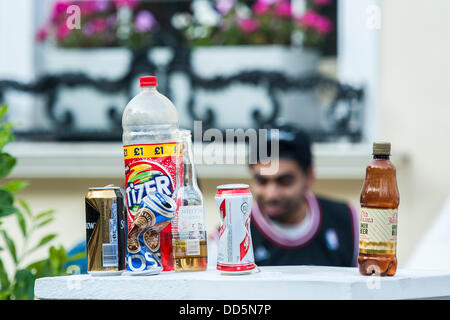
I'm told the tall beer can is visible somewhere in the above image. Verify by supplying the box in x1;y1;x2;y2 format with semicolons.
215;184;256;274
85;186;127;275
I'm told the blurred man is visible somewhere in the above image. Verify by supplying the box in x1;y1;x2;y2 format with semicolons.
249;126;359;267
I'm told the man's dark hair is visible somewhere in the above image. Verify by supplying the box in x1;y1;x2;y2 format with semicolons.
252;125;313;173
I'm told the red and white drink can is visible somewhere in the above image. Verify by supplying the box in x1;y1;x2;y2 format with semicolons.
215;184;256;274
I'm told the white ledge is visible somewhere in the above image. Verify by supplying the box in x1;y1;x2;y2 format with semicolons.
5;141;408;180
34;266;450;300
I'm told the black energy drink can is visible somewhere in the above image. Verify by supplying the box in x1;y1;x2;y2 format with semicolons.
85;186;127;275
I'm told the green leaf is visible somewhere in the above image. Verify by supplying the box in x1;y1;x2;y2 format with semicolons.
0;290;12;300
0;189;16;218
12;269;35;300
1;230;17;264
0;153;16;179
0;105;7;119
0;189;13;206
36;217;54;228
28;234;57;255
66;250;86;263
34;209;54;222
36;234;57;248
0;259;11;291
0;180;29;194
0;121;15;150
49;245;67;274
33;209;55;231
28;245;69;278
16;210;27;238
25;259;47;278
0;205;17;218
17;199;32;218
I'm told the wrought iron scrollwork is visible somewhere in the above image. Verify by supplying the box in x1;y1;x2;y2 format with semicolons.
0;44;364;142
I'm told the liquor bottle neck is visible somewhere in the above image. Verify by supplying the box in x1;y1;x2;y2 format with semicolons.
373;154;390;160
182;138;198;187
184;161;197;186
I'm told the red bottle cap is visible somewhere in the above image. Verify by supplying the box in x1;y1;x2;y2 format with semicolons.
140;76;157;87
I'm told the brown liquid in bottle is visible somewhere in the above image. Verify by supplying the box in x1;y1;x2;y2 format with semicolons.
358;142;399;276
173;239;208;272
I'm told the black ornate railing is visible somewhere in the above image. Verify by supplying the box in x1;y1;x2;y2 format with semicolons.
0;44;364;142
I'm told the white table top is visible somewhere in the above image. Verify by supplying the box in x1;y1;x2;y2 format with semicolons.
34;266;450;300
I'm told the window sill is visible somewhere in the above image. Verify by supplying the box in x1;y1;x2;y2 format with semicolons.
5;142;409;180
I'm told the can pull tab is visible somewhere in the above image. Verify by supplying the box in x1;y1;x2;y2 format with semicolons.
104;184;115;188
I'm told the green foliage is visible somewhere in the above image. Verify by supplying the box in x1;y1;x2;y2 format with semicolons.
0;105;84;300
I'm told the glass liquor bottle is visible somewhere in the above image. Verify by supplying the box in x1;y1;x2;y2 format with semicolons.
172;130;208;272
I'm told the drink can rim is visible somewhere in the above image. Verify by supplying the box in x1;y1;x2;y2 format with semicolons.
88;186;121;191
216;184;249;190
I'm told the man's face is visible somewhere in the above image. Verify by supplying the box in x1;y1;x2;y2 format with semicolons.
250;159;314;223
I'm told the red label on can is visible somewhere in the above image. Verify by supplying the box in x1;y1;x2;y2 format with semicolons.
215;186;256;273
218;199;226;239
240;215;251;260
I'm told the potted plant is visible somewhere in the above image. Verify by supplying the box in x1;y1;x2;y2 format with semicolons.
0;105;82;300
170;0;334;129
35;0;160;133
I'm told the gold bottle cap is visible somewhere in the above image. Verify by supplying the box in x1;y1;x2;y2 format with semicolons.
372;142;391;155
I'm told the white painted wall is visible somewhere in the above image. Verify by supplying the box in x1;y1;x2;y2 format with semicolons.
338;0;381;142
378;0;450;266
0;0;37;130
336;0;450;267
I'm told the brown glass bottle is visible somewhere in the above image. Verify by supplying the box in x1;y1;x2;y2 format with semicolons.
358;142;399;276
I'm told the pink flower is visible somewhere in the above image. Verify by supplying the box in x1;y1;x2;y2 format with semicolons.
252;0;270;15
50;0;71;22
106;14;118;28
297;9;333;35
56;22;72;41
92;0;110;12
83;17;108;36
36;26;49;42
78;1;93;15
216;0;235;16
82;22;95;36
92;18;108;33
83;18;108;36
113;0;139;10
134;10;156;33
315;16;332;34
78;0;110;15
298;10;319;27
274;0;292;18
237;18;260;33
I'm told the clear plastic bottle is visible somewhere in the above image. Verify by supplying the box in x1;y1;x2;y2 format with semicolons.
122;76;180;271
122;76;178;145
172;130;208;272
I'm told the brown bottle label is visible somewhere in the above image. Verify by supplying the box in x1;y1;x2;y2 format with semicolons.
359;207;398;254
